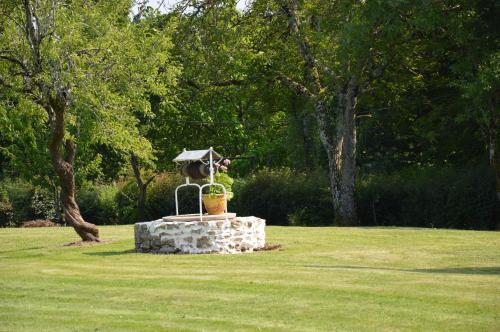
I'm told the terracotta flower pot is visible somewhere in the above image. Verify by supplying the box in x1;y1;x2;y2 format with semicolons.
202;194;226;215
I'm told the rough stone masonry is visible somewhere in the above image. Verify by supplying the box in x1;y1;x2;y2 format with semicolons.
134;216;266;254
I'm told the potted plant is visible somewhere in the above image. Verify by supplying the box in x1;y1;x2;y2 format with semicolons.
202;159;233;215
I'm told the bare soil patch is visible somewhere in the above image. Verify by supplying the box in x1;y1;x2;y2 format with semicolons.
63;239;112;247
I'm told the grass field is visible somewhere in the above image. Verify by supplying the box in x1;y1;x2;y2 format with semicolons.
0;225;499;331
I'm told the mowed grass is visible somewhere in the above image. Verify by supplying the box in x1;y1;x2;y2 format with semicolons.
0;225;499;332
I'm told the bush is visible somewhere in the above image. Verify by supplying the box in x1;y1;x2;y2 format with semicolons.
357;164;498;230
0;179;35;226
31;188;57;221
114;173;202;224
231;168;334;226
77;183;119;225
114;179;139;223
0;190;14;227
146;173;203;220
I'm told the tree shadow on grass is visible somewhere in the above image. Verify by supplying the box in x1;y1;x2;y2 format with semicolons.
412;267;500;275
0;246;45;254
84;249;136;256
304;265;500;275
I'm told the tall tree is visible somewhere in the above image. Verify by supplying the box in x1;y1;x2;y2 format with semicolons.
0;0;176;240
162;2;292;171
245;0;423;225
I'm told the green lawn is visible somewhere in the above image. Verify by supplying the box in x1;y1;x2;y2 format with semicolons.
0;225;499;331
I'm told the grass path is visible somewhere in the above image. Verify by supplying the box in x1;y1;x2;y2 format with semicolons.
0;226;499;331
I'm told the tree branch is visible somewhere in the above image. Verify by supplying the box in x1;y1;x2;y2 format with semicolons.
275;71;314;98
23;0;42;73
210;79;244;87
0;54;30;73
178;77;245;90
280;0;323;94
75;48;111;56
355;112;372;119
130;153;144;187
145;175;156;187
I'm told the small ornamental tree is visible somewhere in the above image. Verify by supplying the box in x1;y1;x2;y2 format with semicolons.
0;0;178;240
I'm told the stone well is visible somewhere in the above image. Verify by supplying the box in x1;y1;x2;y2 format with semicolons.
134;213;265;254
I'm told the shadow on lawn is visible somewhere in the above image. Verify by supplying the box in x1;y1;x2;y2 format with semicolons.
0;246;45;254
84;249;136;256
412;267;500;275
304;265;500;275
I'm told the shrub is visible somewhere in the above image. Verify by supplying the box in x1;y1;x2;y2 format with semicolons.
231;168;334;226
0;191;14;227
77;183;119;225
0;179;35;226
146;173;202;220
113;173;203;224
114;179;139;223
31;188;57;221
357;164;498;230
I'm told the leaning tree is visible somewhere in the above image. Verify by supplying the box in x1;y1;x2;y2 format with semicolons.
0;0;177;240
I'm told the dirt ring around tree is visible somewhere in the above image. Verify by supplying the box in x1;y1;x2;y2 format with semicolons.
63;239;112;247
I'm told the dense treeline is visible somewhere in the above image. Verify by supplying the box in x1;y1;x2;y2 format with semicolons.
1;164;497;229
0;0;498;236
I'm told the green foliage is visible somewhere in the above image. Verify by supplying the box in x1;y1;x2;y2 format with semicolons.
0;180;35;226
114;173;202;223
162;3;293;172
115;179;141;223
146;173;201;219
231;168;334;226
77;184;119;225
232;165;497;229
0;0;180;188
357;164;498;230
0;179;58;226
31;188;57;221
0;96;53;181
206;172;234;200
0;0;498;230
0;191;13;227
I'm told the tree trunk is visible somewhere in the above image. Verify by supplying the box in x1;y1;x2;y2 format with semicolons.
47;101;100;242
314;81;359;226
48;176;62;223
291;94;313;170
336;80;359;226
489;122;500;202
280;0;359;225
130;154;154;221
302;114;314;170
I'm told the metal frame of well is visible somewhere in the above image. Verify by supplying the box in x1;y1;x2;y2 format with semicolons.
173;147;229;222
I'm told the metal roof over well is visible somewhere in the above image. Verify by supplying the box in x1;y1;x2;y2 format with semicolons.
172;149;222;162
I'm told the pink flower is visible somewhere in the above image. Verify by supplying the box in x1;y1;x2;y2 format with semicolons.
223;159;231;166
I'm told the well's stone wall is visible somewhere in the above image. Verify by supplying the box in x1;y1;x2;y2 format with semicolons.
134;216;265;254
